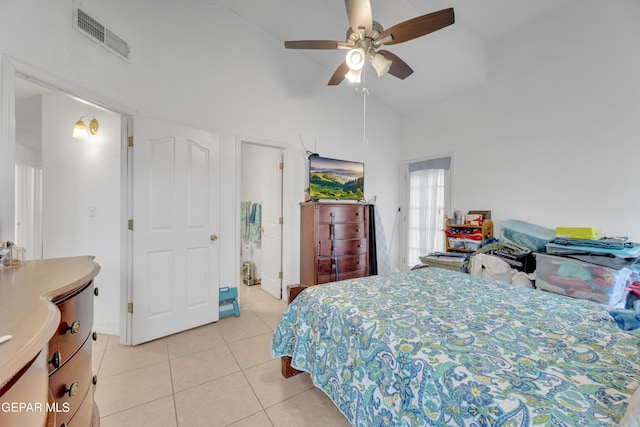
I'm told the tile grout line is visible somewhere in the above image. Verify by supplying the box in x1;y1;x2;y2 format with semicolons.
165;338;181;427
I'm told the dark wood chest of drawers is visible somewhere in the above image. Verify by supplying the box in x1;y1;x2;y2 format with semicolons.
300;202;370;286
0;257;100;427
49;280;98;426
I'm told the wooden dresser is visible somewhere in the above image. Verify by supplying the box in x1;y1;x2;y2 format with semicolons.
300;202;370;286
0;257;100;427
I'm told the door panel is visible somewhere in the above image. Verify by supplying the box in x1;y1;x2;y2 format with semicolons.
131;117;219;345
259;150;283;299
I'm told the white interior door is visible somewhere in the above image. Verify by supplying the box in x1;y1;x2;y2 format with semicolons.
260;149;283;298
131;117;220;345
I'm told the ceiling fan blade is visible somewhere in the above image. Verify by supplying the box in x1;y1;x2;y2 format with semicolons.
378;50;413;80
285;40;347;50
328;61;350;86
345;0;372;37
378;8;454;46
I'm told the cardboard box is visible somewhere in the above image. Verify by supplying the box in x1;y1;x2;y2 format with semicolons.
464;214;483;226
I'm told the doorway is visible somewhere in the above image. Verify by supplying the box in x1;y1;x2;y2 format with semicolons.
239;141;284;299
404;155;453;268
11;72;124;336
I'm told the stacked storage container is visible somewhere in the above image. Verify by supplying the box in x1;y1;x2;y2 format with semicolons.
538;239;640;307
501;220;639;307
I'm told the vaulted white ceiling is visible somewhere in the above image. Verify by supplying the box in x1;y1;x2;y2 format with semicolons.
16;0;576;117
194;0;574;114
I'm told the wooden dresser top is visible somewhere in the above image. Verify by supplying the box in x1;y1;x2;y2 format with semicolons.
0;256;100;388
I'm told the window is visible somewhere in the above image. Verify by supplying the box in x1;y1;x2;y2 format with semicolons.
405;156;451;267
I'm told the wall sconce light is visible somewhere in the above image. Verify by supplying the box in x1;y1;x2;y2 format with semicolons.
72;116;99;140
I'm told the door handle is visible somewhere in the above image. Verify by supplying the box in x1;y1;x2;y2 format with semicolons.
210;234;218;241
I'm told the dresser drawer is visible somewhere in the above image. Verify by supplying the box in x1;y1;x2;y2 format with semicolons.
319;238;367;257
64;384;94;426
318;268;366;284
49;335;92;419
317;223;365;240
317;254;367;275
318;205;366;223
48;282;94;373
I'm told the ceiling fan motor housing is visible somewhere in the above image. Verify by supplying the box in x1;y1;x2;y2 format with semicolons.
284;3;455;85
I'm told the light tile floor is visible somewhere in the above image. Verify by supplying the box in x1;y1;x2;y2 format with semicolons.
94;284;351;427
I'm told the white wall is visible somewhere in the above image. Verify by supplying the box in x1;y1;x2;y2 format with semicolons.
0;0;403;332
403;0;640;241
41;93;121;334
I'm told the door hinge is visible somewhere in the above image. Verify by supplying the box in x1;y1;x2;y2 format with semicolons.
128;136;134;147
278;271;283;279
127;302;133;314
279;162;284;170
279;217;283;225
128;219;134;230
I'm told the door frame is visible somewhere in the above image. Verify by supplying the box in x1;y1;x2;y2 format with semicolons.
0;55;132;337
235;135;290;299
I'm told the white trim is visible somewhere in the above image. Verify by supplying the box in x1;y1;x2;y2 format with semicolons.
0;56;16;242
121;115;134;345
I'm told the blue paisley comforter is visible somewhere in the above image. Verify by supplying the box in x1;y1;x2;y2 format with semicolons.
271;268;640;426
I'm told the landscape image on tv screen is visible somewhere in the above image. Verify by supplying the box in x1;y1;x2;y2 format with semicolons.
308;156;364;200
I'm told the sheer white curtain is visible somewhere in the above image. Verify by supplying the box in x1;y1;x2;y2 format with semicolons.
406;157;450;267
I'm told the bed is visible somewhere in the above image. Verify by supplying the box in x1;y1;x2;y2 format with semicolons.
271;267;640;426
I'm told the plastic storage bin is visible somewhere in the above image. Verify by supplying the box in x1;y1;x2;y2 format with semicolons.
534;252;631;307
501;220;555;252
419;253;468;272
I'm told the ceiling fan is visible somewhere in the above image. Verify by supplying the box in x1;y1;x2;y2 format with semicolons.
284;0;455;85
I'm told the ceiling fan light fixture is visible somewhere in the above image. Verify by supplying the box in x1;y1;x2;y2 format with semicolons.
345;68;362;84
345;48;365;71
371;53;392;77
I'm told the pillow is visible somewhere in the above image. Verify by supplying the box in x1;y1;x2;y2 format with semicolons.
621;385;640;427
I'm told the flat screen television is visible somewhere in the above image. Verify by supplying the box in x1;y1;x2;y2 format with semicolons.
308;155;364;201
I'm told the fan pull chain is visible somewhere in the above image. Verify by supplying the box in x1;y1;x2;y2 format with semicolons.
362;67;369;146
362;87;369;146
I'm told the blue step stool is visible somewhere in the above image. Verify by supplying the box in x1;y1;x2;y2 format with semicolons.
219;286;240;318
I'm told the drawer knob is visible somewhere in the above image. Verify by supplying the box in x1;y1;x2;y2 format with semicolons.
66;320;81;334
49;351;61;369
65;382;79;397
92;375;98;385
94;287;99;296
